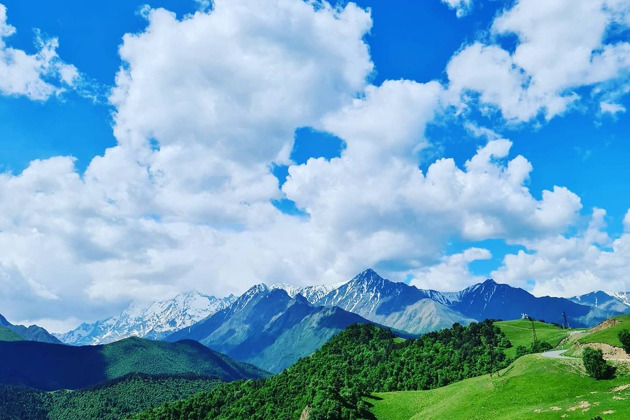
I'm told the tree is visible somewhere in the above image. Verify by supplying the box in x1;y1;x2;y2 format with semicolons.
618;329;630;354
515;345;529;358
582;347;616;379
531;341;553;353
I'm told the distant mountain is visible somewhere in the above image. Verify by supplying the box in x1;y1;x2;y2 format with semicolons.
0;313;61;344
167;285;374;373
55;269;623;357
314;269;474;334
420;279;611;328
0;337;268;391
570;291;630;314
58;291;236;345
309;269;614;330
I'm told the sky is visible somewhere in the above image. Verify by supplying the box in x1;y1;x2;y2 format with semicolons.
0;0;629;332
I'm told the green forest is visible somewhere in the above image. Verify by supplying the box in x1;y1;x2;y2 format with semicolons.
0;373;221;420
130;321;510;420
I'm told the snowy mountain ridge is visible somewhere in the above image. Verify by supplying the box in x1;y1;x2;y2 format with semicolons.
56;269;629;346
57;291;236;345
270;281;347;304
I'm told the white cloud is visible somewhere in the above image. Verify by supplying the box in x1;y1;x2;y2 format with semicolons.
493;208;630;297
0;0;376;326
0;4;78;100
107;0;373;226
441;0;473;17
600;101;627;115
447;0;630;121
284;80;583;280
410;247;492;291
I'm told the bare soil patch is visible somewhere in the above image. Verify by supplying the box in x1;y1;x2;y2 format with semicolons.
567;401;590;412
588;319;621;333
584;343;630;361
610;384;630;392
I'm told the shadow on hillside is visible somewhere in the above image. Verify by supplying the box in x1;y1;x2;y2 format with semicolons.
0;341;107;391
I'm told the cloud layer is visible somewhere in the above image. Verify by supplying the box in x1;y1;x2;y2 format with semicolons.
0;0;629;331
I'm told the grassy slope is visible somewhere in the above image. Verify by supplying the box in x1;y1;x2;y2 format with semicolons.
371;355;630;419
579;314;630;347
0;326;22;341
496;320;569;358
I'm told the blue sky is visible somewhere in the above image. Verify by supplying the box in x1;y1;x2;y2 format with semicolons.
0;0;629;331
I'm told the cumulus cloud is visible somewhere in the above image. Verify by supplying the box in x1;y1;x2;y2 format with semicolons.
492;208;630;297
284;79;583;279
447;0;630;121
108;0;373;226
409;247;491;291
0;4;78;100
0;0;375;329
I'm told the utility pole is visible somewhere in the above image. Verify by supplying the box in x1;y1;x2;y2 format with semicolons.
562;311;569;329
528;316;538;346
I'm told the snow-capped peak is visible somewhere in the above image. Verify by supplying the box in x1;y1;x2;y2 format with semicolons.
270;281;347;304
58;291;236;346
604;291;630;306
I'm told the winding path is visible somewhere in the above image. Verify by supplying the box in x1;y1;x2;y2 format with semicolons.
541;349;571;359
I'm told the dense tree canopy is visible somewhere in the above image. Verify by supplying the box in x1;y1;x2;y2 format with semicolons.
0;373;220;420
130;321;510;420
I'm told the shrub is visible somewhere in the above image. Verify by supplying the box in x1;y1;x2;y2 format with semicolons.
618;329;630;354
582;347;616;379
531;341;553;353
515;345;529;358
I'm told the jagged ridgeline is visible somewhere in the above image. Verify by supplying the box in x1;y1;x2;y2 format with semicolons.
130;320;510;420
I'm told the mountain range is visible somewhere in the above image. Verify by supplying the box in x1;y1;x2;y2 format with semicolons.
304;269;472;334
570;290;630;315
166;285;374;372
50;269;630;374
416;278;610;327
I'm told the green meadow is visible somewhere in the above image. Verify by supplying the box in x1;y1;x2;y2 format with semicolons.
370;354;630;419
579;314;630;348
495;319;570;358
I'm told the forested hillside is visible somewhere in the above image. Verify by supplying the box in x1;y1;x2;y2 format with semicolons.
0;337;268;391
0;374;221;420
131;320;510;420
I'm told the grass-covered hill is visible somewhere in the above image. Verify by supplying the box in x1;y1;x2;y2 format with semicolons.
0;373;221;420
371;316;630;419
130;321;510;420
0;337;268;391
495;319;570;358
579;313;630;347
371;354;630;419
